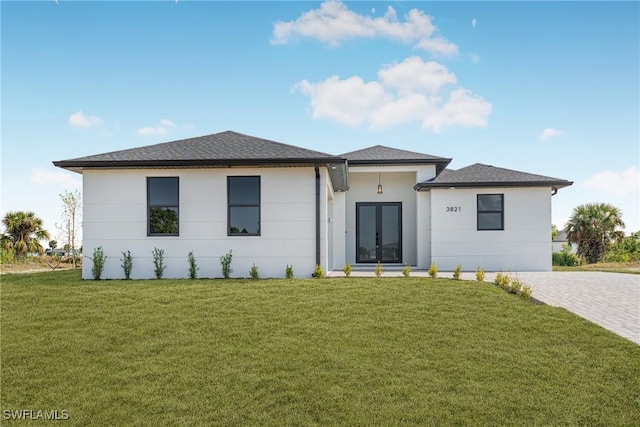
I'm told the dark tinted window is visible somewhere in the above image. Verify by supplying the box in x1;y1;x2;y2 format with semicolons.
477;194;503;231
228;177;260;236
148;177;179;235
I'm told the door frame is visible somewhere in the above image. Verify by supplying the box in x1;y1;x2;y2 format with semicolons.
355;202;403;264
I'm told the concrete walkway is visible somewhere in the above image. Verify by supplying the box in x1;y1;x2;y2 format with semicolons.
328;270;640;344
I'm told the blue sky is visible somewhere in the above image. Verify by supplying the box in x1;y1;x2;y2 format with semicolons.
2;0;639;242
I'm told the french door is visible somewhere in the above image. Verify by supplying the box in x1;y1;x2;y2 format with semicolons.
356;202;402;263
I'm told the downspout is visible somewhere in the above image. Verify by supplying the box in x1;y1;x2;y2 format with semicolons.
315;164;321;267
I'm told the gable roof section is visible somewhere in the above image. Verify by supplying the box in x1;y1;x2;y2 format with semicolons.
415;163;573;191
54;131;349;190
341;145;451;174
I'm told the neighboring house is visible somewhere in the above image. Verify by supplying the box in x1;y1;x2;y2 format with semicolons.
54;131;572;279
552;230;577;254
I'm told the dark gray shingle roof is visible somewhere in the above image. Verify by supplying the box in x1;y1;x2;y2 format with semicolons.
54;130;349;191
56;131;340;163
342;145;450;163
415;163;573;190
341;145;451;175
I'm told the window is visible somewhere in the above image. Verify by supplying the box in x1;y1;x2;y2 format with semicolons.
228;176;260;236
477;194;504;230
147;177;179;235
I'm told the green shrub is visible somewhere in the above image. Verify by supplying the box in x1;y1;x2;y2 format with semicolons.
285;264;294;279
120;250;133;280
494;272;510;290
312;264;324;278
152;247;166;279
188;251;198;279
249;264;260;280
343;263;352;278
604;252;631;263
402;264;411;278
510;277;524;295
452;264;462;280
475;267;485;282
521;284;533;300
220;250;233;279
552;246;581;266
0;247;15;265
374;263;383;277
428;262;438;278
91;246;106;280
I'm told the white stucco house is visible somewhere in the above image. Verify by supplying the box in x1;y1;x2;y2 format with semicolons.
54;131;572;279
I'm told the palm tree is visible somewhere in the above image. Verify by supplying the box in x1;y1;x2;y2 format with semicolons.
1;211;51;258
564;203;625;264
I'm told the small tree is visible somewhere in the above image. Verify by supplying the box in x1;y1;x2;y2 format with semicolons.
152;247;166;279
220;250;233;279
49;240;58;250
1;211;50;258
188;251;198;279
565;203;625;264
121;250;133;280
58;190;82;269
249;264;260;279
285;264;294;279
91;246;106;280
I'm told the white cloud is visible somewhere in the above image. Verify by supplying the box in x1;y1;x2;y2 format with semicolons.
416;36;459;56
378;56;457;94
369;93;432;129
472;18;477;28
272;1;457;56
182;123;196;131
422;88;492;132
31;169;81;188
295;76;390;127
584;166;640;197
539;128;567;140
68;110;104;129
137;119;176;136
295;57;490;131
469;53;480;64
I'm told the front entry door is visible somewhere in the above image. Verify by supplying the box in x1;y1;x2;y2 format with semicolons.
356;202;402;263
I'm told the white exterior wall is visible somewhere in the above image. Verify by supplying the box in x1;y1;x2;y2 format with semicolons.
344;166;435;266
416;191;431;270
331;192;346;270
82;167;325;279
430;187;553;271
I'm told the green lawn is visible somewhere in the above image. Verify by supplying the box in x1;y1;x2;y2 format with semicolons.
553;261;640;274
2;271;639;426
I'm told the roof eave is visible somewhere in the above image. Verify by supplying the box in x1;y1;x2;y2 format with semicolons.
414;180;574;191
53;157;346;170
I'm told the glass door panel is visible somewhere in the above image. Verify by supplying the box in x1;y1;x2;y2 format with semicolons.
356;203;402;263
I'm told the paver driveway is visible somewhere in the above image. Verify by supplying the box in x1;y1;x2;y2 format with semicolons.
505;271;640;345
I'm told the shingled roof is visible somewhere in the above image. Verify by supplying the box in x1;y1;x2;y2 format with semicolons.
415;163;573;191
341;145;451;175
54;131;349;190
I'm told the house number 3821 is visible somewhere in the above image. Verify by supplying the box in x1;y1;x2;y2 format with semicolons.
446;206;461;212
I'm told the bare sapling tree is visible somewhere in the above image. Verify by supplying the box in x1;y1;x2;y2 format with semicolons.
58;190;82;269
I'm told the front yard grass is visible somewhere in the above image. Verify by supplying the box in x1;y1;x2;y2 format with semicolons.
2;270;639;426
553;260;640;274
